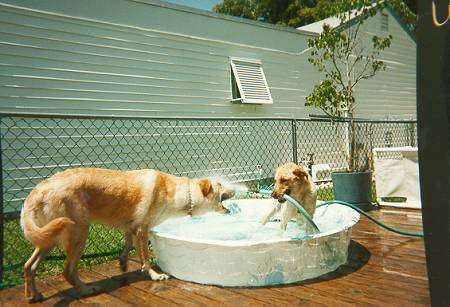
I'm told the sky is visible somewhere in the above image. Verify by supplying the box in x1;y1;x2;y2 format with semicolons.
164;0;222;11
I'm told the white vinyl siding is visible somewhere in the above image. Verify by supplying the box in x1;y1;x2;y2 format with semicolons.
0;0;415;119
230;58;273;104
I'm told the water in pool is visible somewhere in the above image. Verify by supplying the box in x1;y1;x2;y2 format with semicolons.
153;212;307;242
152;199;344;242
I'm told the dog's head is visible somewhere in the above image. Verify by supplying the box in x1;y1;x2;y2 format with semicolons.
192;179;234;215
271;163;310;203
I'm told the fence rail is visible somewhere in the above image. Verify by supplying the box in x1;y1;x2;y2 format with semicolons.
0;113;417;285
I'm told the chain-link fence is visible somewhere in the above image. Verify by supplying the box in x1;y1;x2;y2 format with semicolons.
0;114;416;285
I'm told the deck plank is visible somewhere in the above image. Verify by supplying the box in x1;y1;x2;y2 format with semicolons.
316;266;428;304
265;285;357;306
230;286;312;306
92;260;263;306
168;279;268;306
38;272;130;306
0;286;29;307
0;208;430;306
78;269;173;306
98;261;223;306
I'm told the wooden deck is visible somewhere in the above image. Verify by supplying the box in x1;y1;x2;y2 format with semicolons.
0;208;429;306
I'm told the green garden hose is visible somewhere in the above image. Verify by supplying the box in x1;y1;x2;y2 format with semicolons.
257;188;424;238
259;189;320;233
317;200;424;237
0;281;16;289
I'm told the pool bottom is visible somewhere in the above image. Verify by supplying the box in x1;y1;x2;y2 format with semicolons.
150;199;359;287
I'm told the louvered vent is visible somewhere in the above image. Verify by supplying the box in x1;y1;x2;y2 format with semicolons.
230;58;273;104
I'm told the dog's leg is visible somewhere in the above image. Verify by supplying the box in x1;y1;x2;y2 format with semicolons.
24;247;50;303
303;198;317;235
280;203;297;232
295;215;311;234
133;229;144;267
63;224;97;295
135;226;169;281
24;248;39;302
119;231;133;272
260;203;280;226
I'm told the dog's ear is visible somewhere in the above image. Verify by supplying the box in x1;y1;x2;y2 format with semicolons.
293;168;308;179
199;179;213;197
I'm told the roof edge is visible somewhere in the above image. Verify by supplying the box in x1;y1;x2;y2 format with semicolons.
297;2;416;40
127;0;316;37
385;4;416;42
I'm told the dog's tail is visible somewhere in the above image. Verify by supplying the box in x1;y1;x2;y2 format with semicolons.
21;191;75;248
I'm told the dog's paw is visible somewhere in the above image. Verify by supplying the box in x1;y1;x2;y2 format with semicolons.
27;292;44;303
149;271;169;281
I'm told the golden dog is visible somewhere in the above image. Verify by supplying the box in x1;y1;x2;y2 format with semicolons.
261;163;317;232
20;168;233;302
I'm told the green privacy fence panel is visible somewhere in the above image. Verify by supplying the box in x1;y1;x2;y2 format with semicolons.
0;114;416;285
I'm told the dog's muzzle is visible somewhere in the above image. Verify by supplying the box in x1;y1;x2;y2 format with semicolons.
277;197;286;203
219;204;230;214
272;189;289;203
220;191;234;202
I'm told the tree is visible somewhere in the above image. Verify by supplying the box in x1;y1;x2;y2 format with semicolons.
213;0;337;28
213;0;417;29
388;0;417;31
305;0;392;172
213;0;258;20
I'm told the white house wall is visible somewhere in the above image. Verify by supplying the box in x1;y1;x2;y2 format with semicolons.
352;8;417;120
0;0;415;119
0;0;322;118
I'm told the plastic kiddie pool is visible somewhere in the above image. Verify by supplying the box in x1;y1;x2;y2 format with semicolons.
150;198;360;287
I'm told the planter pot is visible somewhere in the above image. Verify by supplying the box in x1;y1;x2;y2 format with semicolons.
331;171;373;211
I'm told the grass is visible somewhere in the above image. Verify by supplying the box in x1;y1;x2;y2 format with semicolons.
317;186;334;201
317;184;378;203
3;220;125;286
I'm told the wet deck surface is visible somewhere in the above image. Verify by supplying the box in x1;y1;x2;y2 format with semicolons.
0;207;429;306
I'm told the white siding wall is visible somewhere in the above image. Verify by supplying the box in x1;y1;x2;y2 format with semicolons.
0;0;415;119
353;8;417;120
0;0;323;118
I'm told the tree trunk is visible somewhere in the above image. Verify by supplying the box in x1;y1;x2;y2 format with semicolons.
348;113;356;172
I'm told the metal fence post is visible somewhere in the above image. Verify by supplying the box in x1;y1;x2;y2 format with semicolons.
291;120;298;164
0;119;4;285
410;122;416;147
307;153;314;177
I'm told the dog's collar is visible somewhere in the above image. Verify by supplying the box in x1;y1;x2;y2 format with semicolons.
186;180;194;216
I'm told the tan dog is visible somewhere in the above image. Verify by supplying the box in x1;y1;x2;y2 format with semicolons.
261;163;317;232
20;167;233;302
